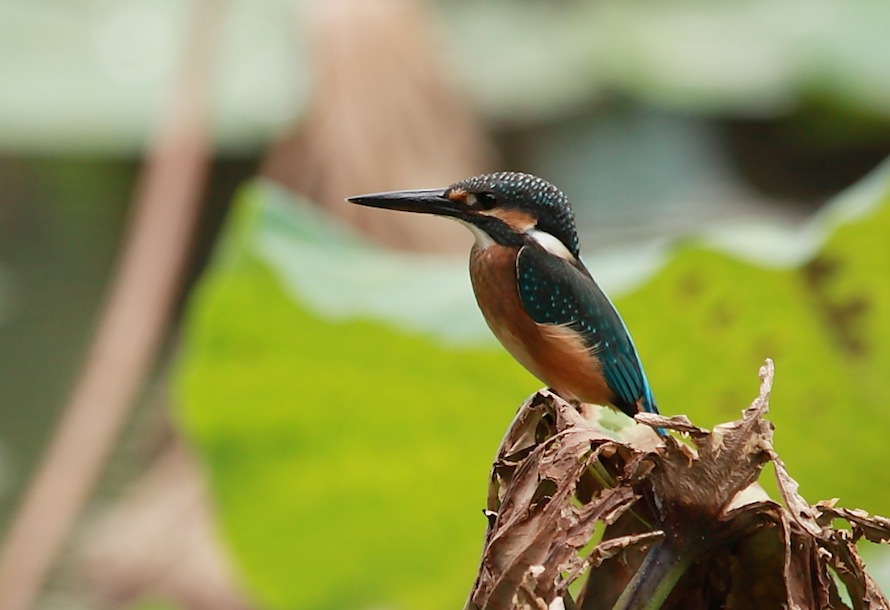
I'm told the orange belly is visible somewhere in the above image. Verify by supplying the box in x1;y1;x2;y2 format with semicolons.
469;244;614;406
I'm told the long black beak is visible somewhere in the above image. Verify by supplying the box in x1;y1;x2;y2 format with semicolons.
347;188;467;219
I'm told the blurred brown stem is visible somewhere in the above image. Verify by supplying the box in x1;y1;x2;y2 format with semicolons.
0;1;224;608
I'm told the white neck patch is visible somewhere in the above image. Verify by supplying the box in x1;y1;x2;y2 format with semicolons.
459;219;496;250
457;219;575;260
528;229;575;260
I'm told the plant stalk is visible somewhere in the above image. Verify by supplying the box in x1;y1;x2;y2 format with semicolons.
611;535;694;610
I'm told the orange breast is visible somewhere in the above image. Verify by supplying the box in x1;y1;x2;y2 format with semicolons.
469;244;613;406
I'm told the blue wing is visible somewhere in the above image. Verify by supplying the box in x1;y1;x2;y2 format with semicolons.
516;245;658;417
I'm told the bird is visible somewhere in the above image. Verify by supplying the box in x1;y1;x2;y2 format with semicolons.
348;171;662;431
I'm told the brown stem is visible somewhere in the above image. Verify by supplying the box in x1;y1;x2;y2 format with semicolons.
610;535;694;610
0;2;224;608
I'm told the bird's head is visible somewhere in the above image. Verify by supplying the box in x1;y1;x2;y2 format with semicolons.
348;172;580;259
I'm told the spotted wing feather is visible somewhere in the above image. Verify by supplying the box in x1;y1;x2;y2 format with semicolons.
516;246;658;416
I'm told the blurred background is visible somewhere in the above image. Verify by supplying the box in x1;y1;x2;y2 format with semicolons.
1;0;889;609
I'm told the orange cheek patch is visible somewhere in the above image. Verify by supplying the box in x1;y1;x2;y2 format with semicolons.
487;208;536;233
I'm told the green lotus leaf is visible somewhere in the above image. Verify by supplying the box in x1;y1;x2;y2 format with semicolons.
176;163;890;609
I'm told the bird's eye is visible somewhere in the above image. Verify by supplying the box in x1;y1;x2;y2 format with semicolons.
473;191;498;210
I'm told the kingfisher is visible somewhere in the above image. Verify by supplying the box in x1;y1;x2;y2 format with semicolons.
348;172;661;431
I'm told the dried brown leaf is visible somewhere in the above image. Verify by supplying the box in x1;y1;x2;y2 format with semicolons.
633;413;704;436
466;360;890;610
816;503;890;545
587;532;663;572
775;457;824;538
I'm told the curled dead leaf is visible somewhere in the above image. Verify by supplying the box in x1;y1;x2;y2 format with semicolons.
465;360;890;610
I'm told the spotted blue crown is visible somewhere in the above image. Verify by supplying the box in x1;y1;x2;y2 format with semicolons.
452;172;580;258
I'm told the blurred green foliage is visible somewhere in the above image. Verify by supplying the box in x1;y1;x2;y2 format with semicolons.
447;0;890;121
0;159;134;529
617;167;890;505
1;0;887;607
176;184;539;609
3;0;890;152
175;164;890;609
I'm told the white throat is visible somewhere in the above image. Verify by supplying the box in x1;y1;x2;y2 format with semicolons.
460;220;497;250
460;221;575;261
